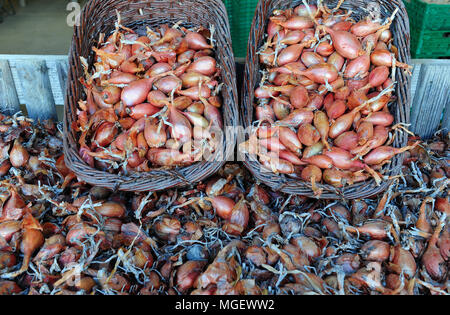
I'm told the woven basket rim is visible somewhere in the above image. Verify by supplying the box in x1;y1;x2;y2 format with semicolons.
63;0;238;192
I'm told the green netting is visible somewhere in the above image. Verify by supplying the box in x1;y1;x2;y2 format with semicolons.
404;0;450;58
404;0;450;31
223;0;259;59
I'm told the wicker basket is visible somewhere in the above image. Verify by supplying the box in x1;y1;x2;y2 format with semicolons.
241;0;411;200
63;0;238;192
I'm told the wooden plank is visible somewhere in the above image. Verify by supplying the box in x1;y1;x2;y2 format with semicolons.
410;63;450;139
0;55;68;105
410;59;450;65
0;60;21;116
410;63;422;104
14;60;58;121
56;61;68;100
55;61;69;121
443;106;449;135
0;55;68;62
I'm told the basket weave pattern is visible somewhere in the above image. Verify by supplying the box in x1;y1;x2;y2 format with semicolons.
63;0;238;192
242;0;412;199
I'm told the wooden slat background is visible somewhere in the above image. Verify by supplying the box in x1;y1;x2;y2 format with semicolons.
0;60;21;116
410;59;450;139
0;55;448;138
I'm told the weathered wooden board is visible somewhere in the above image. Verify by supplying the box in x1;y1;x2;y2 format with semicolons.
0;60;20;116
14;60;58;121
56;61;69;96
0;55;68;106
410;60;450;139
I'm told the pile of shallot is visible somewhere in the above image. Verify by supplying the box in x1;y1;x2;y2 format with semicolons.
0;113;448;295
75;13;224;174
244;1;414;194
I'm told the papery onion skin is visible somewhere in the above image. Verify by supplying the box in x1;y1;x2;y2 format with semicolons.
121;79;153;107
298;124;321;147
360;240;390;262
323;27;363;60
187;56;217;76
334;131;359;151
10;140;29;168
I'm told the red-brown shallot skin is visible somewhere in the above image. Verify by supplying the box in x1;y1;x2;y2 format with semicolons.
279;127;303;153
363;146;400;165
327;52;345;72
313;111;330;146
302;142;324;159
258;135;284;152
272;98;292;120
329;109;360;139
323;27;363;60
0;251;16;270
324;147;365;170
279;150;305;166
147;149;193;167
360;240;390;262
300;63;339;84
301;51;325;67
121;79;153;107
262;155;295;175
279;109;314;128
344;54;371;79
225;201;250;236
335;86;351;100
277;44;305;66
245;246;267;267
347;90;368;110
357;122;374;146
281;30;306;45
316;41;335;57
94;122;118;148
302;155;333;169
260;48;276;65
334;131;359;151
298;124;321;147
95;202;126;218
273;15;314;31
0;221;21;242
290;85;310;109
301;165;323;182
332;21;353;32
323;93;335;110
366;66;390;88
351;20;382;37
435;198;450;216
0;281;21;295
176;261;206;292
187;56;216;76
363;112;394;127
327;99;347;120
307;93;324;110
389;245;417;278
10;140;29;168
0;160;11;176
144;120;167;148
185;31;212;50
209;196;235;220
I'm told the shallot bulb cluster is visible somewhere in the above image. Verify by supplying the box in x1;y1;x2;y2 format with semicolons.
0;113;448;295
75;13;224;174
245;2;413;194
